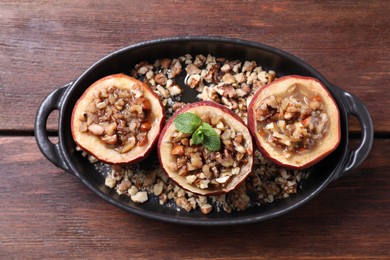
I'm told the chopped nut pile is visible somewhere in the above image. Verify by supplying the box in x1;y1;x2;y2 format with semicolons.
192;55;277;123
78;84;152;153
255;92;329;158
130;58;184;116
79;53;309;214
169;114;251;190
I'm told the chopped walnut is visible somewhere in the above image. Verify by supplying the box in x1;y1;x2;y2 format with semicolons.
169;59;182;79
131;191;148;203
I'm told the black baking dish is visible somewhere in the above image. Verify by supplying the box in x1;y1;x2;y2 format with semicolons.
35;36;373;225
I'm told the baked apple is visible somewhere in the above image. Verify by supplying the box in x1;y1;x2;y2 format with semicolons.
71;74;165;164
248;75;340;169
158;101;254;196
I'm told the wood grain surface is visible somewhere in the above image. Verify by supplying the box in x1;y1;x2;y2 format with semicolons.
0;1;389;259
1;137;389;259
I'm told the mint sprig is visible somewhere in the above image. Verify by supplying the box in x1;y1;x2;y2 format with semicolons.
173;112;221;151
198;122;221;151
191;124;205;145
174;112;202;134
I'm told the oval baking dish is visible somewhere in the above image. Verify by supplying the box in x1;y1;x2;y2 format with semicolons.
35;36;373;225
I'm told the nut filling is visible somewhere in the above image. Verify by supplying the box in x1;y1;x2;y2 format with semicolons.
170;114;251;190
255;90;329;158
78;84;152;153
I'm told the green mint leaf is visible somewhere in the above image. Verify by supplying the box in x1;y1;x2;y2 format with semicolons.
191;125;204;145
203;134;221;151
174;112;202;134
201;122;221;151
201;122;216;136
175;113;221;152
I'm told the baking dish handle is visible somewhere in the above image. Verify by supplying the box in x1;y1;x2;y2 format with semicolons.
338;90;373;178
35;83;73;173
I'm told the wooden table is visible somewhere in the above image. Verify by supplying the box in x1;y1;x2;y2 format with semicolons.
1;1;389;259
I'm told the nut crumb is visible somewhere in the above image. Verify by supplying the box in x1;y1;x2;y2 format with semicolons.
200;204;213;214
131;191;148;203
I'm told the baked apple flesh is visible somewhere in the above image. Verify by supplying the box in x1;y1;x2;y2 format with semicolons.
158;101;254;196
248;75;340;169
71;74;165;164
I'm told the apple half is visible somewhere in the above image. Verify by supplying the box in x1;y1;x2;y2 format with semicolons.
158;101;254;196
248;75;340;169
71;74;165;164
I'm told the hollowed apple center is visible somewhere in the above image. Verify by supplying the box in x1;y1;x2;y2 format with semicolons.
77;84;152;154
255;87;329;159
169;113;250;190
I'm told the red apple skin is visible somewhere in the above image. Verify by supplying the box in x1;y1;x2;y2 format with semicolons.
71;74;165;165
247;75;341;170
158;100;254;196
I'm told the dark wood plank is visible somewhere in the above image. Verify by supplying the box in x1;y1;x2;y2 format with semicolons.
0;1;389;133
1;1;389;259
1;137;388;259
